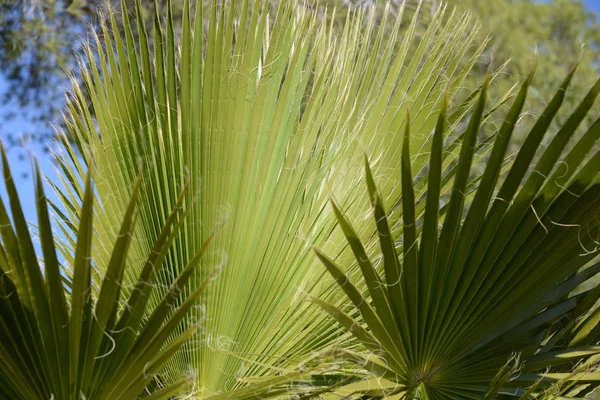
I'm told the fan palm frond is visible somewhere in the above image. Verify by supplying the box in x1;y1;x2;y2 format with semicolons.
0;146;217;399
313;65;600;398
52;0;499;392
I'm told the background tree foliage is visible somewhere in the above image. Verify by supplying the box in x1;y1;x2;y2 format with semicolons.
451;0;600;143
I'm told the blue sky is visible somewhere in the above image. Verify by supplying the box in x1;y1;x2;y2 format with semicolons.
585;0;600;13
0;77;60;255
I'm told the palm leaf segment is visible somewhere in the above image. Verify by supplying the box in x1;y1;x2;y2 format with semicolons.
315;65;600;398
0;146;217;400
53;0;494;392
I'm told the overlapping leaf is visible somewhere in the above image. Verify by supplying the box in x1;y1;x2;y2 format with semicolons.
0;147;216;399
315;65;600;398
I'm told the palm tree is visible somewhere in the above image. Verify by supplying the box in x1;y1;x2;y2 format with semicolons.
10;0;598;397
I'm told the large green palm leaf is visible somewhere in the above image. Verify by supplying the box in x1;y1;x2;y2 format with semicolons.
52;0;494;393
314;65;600;398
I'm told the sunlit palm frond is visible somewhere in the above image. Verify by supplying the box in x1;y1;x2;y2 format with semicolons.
52;0;496;393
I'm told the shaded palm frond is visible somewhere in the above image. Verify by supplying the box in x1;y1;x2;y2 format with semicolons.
0;146;216;399
314;65;600;399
